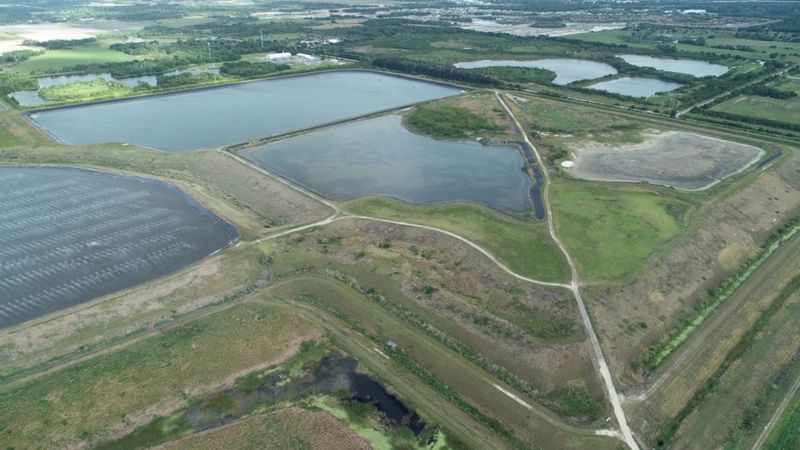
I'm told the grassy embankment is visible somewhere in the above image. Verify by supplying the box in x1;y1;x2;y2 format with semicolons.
643;219;800;370
0;122;21;148
652;271;800;448
346;196;570;283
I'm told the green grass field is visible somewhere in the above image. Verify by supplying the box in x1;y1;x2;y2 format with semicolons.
567;29;800;63
10;45;136;73
550;180;687;281
345;196;570;282
512;95;645;146
711;77;800;126
712;95;800;126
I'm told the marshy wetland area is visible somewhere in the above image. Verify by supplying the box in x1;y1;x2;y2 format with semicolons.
1;2;800;449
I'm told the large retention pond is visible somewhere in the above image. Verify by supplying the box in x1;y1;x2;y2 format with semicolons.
242;114;532;212
0;166;238;329
26;71;462;152
454;58;617;85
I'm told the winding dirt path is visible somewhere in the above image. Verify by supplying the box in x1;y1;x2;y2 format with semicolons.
496;92;640;450
219;114;638;447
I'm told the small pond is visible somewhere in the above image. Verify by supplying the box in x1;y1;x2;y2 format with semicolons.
587;76;683;97
454;58;617;85
618;54;728;77
242;114;533;212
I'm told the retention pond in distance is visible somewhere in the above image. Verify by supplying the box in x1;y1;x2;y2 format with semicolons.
454;58;617;85
242;114;533;212
26;71;462;152
618;55;729;77
0;166;238;329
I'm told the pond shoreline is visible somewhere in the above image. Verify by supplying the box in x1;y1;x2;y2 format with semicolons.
21;68;469;116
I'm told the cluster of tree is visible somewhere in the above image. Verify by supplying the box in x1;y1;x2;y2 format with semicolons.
154;72;222;89
528;16;567;28
699;109;800;133
744;84;796;99
0;72;38;99
677;37;705;46
472;66;556;85
406;104;503;139
219;61;291;77
109;41;162;55
711;44;756;52
56;54;227;78
0;50;41;64
371;57;501;87
22;38;95;49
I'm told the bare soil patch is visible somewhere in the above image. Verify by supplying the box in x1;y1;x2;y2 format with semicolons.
566;131;764;190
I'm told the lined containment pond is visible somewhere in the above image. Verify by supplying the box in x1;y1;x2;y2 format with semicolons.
0;166;237;329
242;115;533;212
454;58;617;85
26;71;462;152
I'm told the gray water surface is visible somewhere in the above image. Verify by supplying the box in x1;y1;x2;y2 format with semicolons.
618;54;728;77
27;71;462;151
587;77;683;97
242;115;532;212
454;58;617;85
0;166;237;329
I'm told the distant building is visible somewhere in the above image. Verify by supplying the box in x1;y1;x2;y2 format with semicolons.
682;9;707;14
265;52;291;61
